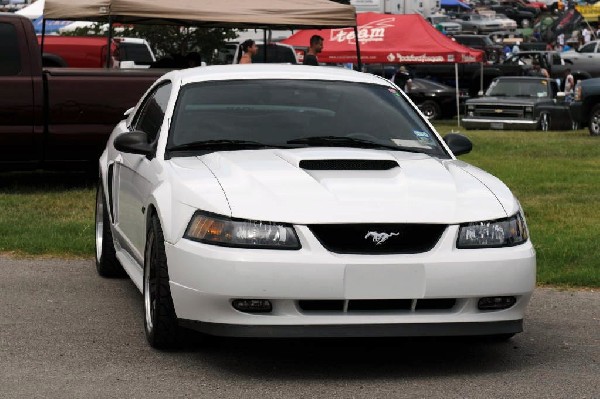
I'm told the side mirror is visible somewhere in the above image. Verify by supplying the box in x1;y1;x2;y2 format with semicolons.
113;131;153;156
444;133;473;156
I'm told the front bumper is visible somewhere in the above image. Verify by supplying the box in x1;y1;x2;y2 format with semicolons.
165;225;536;338
462;117;538;130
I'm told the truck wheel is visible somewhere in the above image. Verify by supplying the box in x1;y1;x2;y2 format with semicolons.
589;104;600;136
419;100;441;120
144;214;179;349
539;112;550;131
95;182;124;277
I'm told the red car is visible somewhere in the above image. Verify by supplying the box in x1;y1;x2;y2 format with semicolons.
37;35;119;68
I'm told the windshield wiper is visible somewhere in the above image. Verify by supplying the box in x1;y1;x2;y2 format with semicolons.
286;135;421;152
514;94;533;97
167;139;281;152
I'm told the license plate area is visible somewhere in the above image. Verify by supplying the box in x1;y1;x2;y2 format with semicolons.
344;264;425;299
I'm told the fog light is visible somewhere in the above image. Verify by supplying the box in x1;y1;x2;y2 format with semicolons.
232;299;272;313
478;296;516;310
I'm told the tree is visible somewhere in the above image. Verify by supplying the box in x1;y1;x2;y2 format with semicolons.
61;24;238;64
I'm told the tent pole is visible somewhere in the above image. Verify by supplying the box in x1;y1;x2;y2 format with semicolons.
263;29;268;63
106;16;113;68
455;63;460;127
480;62;483;95
354;26;362;71
40;19;46;54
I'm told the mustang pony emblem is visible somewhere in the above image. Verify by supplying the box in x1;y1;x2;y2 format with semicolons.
364;231;400;245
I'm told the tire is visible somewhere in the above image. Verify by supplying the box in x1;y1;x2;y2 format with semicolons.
95;181;124;277
539;112;550;131
419;100;441;120
144;214;179;349
589;104;600;136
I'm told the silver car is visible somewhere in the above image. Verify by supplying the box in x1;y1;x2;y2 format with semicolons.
561;40;600;69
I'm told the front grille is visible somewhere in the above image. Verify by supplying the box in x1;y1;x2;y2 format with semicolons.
299;299;457;313
308;224;447;254
474;104;526;118
299;159;398;171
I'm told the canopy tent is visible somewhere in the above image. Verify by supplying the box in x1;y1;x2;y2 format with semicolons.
440;0;471;10
42;0;357;29
15;0;44;19
32;16;73;34
282;13;484;64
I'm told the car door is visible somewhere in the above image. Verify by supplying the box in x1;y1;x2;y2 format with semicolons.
0;20;42;168
570;42;596;68
114;82;171;262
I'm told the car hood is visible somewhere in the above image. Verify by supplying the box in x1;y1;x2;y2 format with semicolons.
467;96;540;105
170;148;515;224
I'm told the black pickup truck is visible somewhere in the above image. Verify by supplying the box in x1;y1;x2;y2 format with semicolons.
0;13;165;171
570;78;600;136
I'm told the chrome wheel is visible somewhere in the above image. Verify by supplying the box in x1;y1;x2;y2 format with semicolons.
539;113;550;131
95;186;104;262
589;105;600;136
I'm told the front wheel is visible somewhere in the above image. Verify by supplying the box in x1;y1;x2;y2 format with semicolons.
589;104;600;136
539;112;550;131
419;100;441;120
144;214;179;349
95;181;124;277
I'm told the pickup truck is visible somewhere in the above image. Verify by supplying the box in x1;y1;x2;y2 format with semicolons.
570;77;600;136
0;13;164;171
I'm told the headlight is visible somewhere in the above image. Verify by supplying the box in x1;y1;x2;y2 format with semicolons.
457;212;529;249
184;211;300;250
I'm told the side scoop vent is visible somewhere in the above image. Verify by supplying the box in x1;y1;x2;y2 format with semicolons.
299;159;399;171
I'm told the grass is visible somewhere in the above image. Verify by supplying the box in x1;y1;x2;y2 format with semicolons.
0;172;96;258
0;124;598;287
436;122;600;287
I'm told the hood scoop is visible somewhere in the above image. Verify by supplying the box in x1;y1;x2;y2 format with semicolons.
299;159;399;171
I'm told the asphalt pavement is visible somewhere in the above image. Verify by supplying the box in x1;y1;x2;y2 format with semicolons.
0;256;598;399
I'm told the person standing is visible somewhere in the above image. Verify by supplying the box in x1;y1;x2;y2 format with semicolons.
303;35;324;66
393;65;413;93
582;27;591;44
564;68;575;103
237;39;258;64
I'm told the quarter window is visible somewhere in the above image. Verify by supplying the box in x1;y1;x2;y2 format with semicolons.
133;82;171;142
0;23;21;76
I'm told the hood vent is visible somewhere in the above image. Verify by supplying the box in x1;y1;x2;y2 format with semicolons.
299;159;399;171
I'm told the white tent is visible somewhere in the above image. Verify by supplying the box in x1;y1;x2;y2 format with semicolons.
15;0;44;19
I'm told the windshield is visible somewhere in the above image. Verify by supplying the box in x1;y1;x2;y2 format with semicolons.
168;79;447;157
486;79;550;97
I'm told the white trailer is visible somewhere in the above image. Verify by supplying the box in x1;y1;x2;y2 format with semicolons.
350;0;440;18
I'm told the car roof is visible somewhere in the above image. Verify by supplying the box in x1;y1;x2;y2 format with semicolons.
164;65;391;87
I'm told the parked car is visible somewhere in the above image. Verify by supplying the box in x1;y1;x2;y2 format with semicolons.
114;37;156;69
1;13;165;171
456;13;504;34
426;14;462;34
408;78;469;120
37;35;119;68
560;40;600;70
231;41;298;64
570;77;600;135
489;5;535;27
463;76;574;130
451;34;504;63
488;30;524;46
489;12;519;30
96;64;536;349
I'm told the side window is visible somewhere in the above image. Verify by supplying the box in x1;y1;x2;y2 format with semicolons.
0;23;21;76
579;43;595;53
133;82;172;142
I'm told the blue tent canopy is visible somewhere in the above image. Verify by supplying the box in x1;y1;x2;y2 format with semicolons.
32;17;72;34
441;0;471;9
